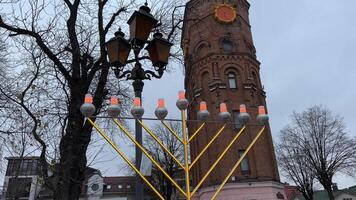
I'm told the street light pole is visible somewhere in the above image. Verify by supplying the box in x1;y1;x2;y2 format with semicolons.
132;54;145;199
105;3;173;199
133;79;144;199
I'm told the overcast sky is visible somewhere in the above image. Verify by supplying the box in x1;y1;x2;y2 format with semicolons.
251;0;356;188
80;0;356;189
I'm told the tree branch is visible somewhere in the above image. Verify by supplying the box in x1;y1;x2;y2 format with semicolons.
104;7;127;35
0;16;71;82
65;0;81;80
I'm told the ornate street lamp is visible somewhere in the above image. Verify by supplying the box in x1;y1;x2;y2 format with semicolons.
146;32;173;69
127;3;158;49
105;3;172;200
106;29;131;67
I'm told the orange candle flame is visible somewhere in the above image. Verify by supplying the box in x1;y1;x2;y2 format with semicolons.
220;103;228;113
178;90;185;100
133;97;141;106
111;96;119;105
200;102;207;111
158;99;165;108
258;106;266;115
84;94;93;104
240;104;247;113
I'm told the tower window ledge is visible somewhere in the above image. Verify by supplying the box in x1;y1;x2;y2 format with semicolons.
193;93;201;98
219;85;227;89
243;86;253;89
209;87;217;92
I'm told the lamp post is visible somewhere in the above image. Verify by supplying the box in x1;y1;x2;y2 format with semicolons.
105;3;173;200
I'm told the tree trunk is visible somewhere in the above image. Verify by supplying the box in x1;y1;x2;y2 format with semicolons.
166;182;172;200
301;190;314;200
320;178;334;200
325;187;335;200
54;88;94;200
307;188;314;200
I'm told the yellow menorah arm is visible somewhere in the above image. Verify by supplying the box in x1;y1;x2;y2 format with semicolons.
211;126;266;200
188;123;206;143
190;125;246;197
112;119;187;198
138;120;185;170
181;110;192;200
189;125;227;170
86;118;165;200
160;120;184;144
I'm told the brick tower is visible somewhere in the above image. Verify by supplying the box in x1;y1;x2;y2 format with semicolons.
182;0;285;199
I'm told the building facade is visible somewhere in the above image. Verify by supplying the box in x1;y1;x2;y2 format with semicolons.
182;0;285;199
2;157;42;200
1;157;157;200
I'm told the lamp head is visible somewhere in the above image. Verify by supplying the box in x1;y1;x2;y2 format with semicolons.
155;98;168;120
197;101;210;121
106;29;131;67
176;90;189;110
108;96;121;118
131;97;144;118
238;104;250;124
257;106;269;125
80;94;96;117
127;3;158;49
145;31;173;68
218;103;231;122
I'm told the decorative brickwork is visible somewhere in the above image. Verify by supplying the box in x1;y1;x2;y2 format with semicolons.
182;0;280;188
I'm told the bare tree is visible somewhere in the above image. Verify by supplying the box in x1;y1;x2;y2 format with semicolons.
277;129;316;200
144;121;184;200
279;105;356;200
0;0;184;199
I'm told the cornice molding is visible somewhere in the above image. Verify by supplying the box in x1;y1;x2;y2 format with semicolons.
188;53;260;68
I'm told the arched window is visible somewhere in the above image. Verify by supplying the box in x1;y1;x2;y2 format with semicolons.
252;71;259;87
239;150;250;175
201;72;210;95
228;73;237;89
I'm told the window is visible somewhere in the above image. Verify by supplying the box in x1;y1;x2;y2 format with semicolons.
6;159;39;176
228;73;237;89
118;184;123;189
201;72;210;94
104;185;111;190
252;71;260;87
195;43;209;59
222;38;234;52
233;110;242;129
238;150;250;174
6;160;21;176
127;185;131;189
91;184;99;191
6;178;32;198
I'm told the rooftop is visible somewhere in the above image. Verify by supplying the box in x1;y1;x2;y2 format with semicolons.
294;185;356;200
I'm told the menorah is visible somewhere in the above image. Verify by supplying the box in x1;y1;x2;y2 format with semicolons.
80;91;269;200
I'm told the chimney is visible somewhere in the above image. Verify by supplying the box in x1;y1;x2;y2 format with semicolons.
332;183;339;191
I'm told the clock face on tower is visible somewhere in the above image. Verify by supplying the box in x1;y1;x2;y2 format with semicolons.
214;4;237;24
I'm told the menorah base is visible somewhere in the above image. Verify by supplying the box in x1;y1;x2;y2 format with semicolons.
193;181;286;200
